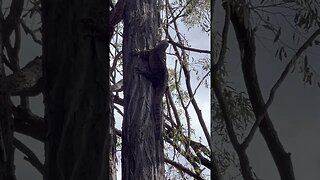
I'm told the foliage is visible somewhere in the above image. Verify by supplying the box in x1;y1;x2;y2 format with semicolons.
178;0;211;32
252;0;320;87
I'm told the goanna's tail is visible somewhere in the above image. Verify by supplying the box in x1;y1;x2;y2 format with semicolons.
153;105;163;140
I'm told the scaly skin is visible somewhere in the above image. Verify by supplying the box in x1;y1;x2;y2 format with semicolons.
135;40;169;140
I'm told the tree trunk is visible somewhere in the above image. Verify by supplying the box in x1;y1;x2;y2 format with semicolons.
0;10;16;179
121;0;165;179
41;0;110;179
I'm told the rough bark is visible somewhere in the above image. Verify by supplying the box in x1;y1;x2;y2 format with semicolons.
121;0;165;179
230;4;295;180
41;0;110;180
0;10;16;179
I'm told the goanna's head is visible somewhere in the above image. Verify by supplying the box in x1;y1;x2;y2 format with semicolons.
157;40;169;50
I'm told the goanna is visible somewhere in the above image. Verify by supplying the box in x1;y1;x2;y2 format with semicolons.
134;40;169;140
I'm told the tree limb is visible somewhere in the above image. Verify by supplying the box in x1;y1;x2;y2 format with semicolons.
242;28;320;148
230;2;295;179
20;20;42;45
12;106;45;142
168;39;210;54
0;56;43;97
164;158;204;180
14;137;44;174
3;0;24;37
212;0;230;72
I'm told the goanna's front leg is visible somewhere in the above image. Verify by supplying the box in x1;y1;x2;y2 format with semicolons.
132;49;151;61
135;67;157;84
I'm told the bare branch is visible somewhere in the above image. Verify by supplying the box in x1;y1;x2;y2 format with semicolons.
13;24;21;58
113;95;124;106
3;0;24;37
186;71;210;108
1;54;14;71
111;79;123;92
165;89;182;128
164;158;204;180
0;56;42;97
13;106;45;142
20;20;42;45
168;39;210;54
14;137;44;174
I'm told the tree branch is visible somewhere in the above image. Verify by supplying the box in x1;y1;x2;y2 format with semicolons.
212;0;230;72
242;28;320;148
230;2;295;179
164;158;204;180
14;137;44;174
168;39;210;54
0;56;43;97
165;125;211;167
13;106;45;142
3;0;24;37
165;89;182;128
20;20;42;45
109;0;125;41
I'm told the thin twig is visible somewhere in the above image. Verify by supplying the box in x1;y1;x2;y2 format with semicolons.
20;20;42;45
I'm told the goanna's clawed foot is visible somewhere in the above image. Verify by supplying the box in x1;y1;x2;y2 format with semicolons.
134;67;141;73
131;49;140;56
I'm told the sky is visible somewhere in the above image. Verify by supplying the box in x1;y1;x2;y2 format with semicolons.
3;0;320;180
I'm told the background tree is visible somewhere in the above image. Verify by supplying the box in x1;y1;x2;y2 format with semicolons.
41;0;110;179
1;0;112;179
211;0;320;179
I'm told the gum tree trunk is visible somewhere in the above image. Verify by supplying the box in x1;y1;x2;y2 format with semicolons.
121;0;165;179
41;0;110;179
